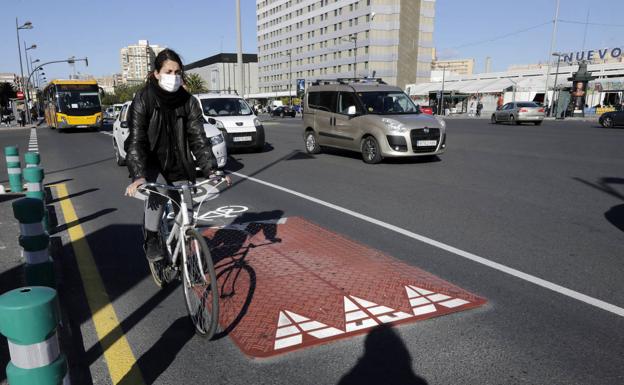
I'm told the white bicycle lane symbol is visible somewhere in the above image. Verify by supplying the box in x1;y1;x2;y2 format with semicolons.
196;205;249;222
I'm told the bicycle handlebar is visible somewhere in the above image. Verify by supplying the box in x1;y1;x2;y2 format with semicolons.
138;171;229;192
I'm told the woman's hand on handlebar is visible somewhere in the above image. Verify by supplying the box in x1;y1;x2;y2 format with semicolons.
125;177;146;197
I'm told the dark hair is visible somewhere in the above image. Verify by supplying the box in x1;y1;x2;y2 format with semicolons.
148;48;185;81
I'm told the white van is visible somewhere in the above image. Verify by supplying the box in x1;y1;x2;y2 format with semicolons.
194;92;265;152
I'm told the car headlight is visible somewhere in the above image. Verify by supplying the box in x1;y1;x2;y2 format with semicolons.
435;116;446;130
253;118;262;127
381;118;407;133
210;134;224;145
215;120;224;129
96;115;101;124
61;116;67;123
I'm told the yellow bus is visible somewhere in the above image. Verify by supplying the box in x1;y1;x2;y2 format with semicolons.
42;79;103;131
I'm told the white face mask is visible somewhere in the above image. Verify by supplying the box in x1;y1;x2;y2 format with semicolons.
158;73;182;92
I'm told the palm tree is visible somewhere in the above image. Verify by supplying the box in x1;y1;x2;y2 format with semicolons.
185;73;207;94
0;82;17;109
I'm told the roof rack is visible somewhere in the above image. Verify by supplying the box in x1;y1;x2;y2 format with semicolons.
310;77;387;86
203;89;239;95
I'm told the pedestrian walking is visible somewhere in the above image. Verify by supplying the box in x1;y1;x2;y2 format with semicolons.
124;48;220;262
19;109;25;127
476;101;483;117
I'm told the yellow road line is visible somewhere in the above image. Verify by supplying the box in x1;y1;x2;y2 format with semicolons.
54;183;144;384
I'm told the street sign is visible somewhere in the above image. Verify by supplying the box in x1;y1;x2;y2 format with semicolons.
16;91;24;100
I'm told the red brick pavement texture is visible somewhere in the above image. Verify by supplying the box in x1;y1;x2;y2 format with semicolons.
202;217;487;358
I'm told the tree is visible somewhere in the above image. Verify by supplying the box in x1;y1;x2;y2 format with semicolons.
185;73;207;94
0;82;17;109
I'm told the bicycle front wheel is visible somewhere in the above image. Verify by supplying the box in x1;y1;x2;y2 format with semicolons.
182;228;219;338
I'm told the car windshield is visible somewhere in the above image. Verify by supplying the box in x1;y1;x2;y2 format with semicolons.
356;91;419;115
200;98;253;116
516;102;539;108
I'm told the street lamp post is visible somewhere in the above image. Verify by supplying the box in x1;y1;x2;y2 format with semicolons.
439;65;447;116
543;0;561;112
30;59;40;88
23;43;37;121
282;51;293;105
551;52;562;118
15;19;33;93
342;35;358;78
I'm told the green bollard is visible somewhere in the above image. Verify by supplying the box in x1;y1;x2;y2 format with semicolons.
25;151;41;168
22;166;49;231
5;146;23;193
0;287;70;385
23;167;45;201
12;198;55;288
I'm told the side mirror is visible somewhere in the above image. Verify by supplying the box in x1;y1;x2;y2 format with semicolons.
347;105;357;116
120;121;128;128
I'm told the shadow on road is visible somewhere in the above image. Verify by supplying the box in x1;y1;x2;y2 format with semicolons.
574;176;624;233
48;187;99;204
50;207;117;235
337;324;429;385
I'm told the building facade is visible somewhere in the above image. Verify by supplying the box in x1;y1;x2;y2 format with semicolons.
185;53;259;96
431;58;474;76
256;0;435;93
96;74;123;94
120;40;165;84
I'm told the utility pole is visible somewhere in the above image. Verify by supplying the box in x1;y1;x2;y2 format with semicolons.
236;0;244;97
543;0;561;112
439;66;446;116
551;53;562;117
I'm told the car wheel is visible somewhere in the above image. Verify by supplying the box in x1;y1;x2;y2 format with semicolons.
361;136;383;164
113;139;126;166
304;131;321;154
602;116;613;128
534;121;542;126
491;114;498;124
280;112;285;118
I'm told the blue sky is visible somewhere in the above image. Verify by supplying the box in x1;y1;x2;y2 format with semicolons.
2;0;624;81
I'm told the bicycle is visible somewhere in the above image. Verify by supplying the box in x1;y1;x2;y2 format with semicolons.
138;171;230;338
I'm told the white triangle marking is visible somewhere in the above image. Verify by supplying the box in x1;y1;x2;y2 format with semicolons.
278;311;292;327
285;310;310;323
409;285;434;296
405;286;421;298
343;296;359;312
350;295;378;308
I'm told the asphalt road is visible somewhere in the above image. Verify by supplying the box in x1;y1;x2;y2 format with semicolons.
1;117;623;385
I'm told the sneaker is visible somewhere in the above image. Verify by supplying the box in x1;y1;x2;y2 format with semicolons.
144;230;164;262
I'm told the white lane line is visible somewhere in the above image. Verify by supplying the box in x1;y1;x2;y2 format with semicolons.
28;128;38;153
232;171;624;318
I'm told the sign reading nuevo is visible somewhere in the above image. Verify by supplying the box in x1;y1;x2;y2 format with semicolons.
561;47;623;64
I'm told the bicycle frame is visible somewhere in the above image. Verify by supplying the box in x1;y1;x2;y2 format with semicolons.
142;175;228;279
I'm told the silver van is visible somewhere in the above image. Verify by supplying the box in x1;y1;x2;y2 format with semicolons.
303;79;446;163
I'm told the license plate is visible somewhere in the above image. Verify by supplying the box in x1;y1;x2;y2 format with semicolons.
417;140;437;147
233;136;252;142
77;125;88;128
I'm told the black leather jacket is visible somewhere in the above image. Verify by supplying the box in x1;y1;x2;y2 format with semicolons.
125;86;216;181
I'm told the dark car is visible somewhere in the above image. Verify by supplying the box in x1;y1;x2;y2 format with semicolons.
599;110;624;128
271;106;296;118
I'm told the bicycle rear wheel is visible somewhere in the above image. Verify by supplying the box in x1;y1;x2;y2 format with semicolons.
182;228;219;338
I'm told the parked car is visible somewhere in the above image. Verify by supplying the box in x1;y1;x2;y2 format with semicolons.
599;110;624;128
303;78;446;164
112;100;227;168
271;106;296;118
194;92;265;152
491;101;545;125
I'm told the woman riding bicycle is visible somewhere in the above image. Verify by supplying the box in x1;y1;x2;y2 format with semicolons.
124;48;218;262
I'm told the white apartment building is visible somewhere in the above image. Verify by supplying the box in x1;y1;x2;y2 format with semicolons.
256;0;435;95
120;40;165;84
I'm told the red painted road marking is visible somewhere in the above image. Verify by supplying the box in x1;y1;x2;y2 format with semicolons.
203;217;486;358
